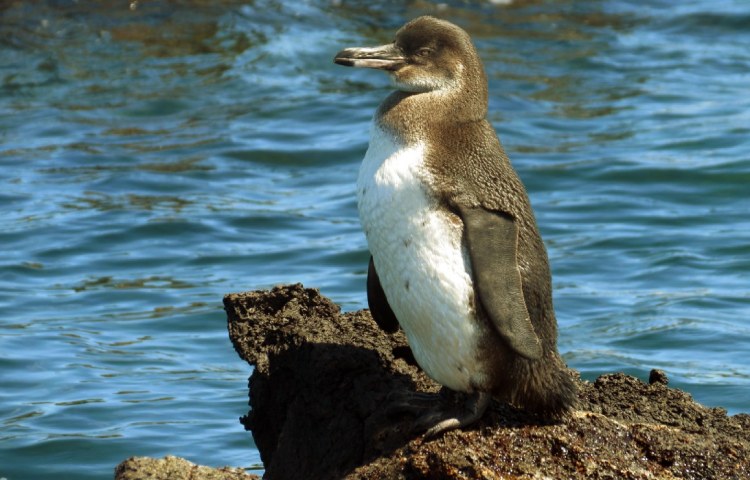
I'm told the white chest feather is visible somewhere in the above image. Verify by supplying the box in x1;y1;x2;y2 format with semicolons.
357;124;486;393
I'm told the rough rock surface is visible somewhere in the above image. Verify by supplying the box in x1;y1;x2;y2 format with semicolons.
225;284;750;480
114;455;259;480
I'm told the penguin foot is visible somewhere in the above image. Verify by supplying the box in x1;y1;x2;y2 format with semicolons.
421;391;491;439
385;389;448;415
386;389;492;439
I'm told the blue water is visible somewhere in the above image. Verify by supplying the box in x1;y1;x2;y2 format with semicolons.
1;1;748;478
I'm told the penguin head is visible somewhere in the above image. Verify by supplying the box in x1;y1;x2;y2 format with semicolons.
334;16;485;95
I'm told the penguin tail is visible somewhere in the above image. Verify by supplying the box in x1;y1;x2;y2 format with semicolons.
515;363;577;419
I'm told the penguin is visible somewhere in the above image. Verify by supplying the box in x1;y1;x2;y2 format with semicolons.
334;16;576;437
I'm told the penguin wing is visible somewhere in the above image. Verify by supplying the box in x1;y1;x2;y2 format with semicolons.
366;256;400;333
457;204;543;360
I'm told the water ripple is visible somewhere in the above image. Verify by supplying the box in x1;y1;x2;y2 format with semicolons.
1;1;749;478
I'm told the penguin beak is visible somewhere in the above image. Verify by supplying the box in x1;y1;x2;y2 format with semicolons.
334;43;405;71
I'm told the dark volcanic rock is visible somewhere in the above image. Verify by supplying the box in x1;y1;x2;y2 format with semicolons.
225;284;750;480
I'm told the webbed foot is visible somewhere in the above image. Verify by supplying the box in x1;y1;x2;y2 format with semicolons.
386;389;492;439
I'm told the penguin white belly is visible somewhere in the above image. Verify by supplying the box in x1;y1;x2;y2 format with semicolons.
357;125;487;393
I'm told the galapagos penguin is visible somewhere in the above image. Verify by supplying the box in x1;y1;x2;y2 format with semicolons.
334;16;576;437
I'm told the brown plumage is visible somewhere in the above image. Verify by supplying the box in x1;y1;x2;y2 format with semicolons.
335;16;575;435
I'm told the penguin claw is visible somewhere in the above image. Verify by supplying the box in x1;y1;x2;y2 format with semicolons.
422;417;462;439
421;391;492;439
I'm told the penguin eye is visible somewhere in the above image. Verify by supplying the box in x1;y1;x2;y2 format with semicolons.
416;47;433;57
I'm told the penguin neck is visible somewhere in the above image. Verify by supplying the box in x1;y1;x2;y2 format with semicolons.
375;81;488;144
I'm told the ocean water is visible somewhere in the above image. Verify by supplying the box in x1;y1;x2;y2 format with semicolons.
1;0;748;478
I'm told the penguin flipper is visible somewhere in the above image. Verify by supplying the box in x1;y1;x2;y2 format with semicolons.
367;256;400;333
457;205;543;360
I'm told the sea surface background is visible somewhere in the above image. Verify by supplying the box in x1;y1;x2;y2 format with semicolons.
1;0;749;478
